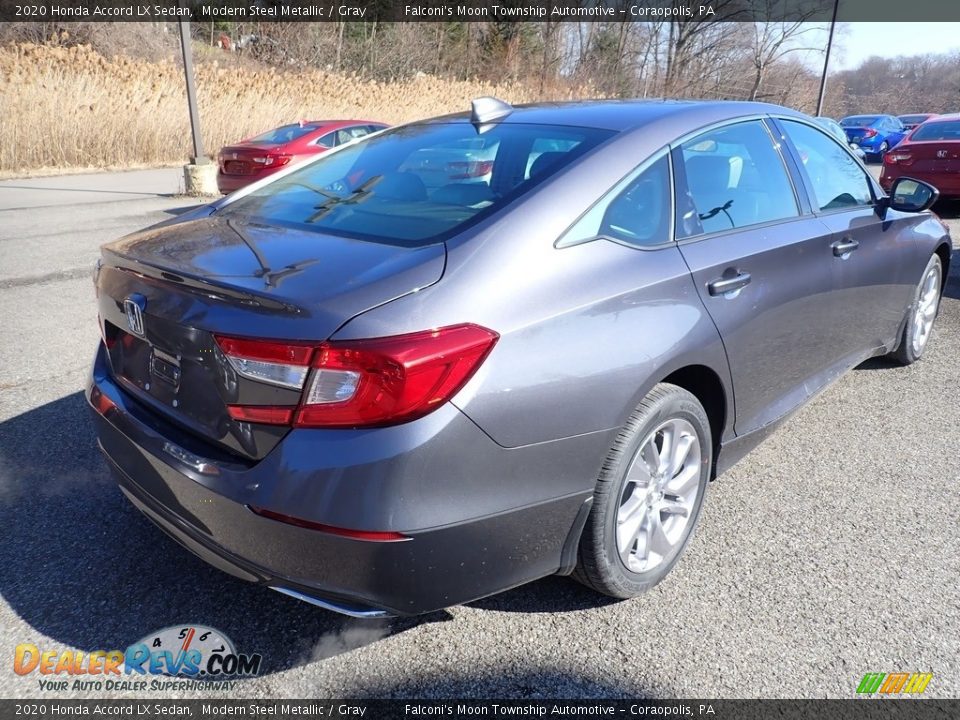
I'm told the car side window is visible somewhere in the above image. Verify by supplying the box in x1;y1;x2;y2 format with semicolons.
780;120;874;212
675;120;798;239
316;131;337;148
337;126;371;144
559;153;671;249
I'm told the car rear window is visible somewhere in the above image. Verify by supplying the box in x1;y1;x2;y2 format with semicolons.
910;120;960;141
900;115;931;125
841;116;878;127
249;124;323;144
219;122;615;245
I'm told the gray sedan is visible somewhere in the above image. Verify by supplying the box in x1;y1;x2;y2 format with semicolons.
88;98;951;616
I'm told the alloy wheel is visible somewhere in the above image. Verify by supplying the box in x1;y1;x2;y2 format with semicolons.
616;418;702;573
911;264;941;356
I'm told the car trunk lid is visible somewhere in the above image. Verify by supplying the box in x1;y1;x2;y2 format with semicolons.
843;126;875;144
892;140;960;174
218;143;283;176
97;215;445;460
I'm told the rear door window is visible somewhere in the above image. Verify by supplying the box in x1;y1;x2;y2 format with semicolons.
780;120;874;212
316;131;337;148
675;120;799;238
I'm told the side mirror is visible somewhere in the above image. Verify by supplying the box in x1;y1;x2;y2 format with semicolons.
887;177;939;212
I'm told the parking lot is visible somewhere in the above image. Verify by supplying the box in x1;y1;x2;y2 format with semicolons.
0;167;958;699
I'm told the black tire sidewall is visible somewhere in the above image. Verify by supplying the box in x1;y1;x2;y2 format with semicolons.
593;387;712;597
899;254;942;363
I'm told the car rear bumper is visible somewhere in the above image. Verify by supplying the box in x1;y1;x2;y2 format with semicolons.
217;168;280;194
849;136;885;153
880;167;960;197
88;343;602;616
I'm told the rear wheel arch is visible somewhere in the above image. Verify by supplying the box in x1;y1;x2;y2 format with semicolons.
934;241;951;290
660;365;727;476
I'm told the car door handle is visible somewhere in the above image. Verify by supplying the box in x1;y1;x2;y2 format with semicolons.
832;238;859;257
707;272;752;296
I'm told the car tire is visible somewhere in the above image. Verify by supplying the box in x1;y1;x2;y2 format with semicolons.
891;253;943;365
574;383;712;599
879;141;889;155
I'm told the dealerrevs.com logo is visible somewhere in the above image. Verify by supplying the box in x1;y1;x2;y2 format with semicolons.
14;625;262;692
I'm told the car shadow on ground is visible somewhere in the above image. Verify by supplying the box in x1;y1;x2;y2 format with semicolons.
0;185;175;198
0;392;452;674
162;204;206;216
0;391;609;678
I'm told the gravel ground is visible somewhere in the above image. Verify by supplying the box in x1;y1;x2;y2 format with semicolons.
0;169;957;700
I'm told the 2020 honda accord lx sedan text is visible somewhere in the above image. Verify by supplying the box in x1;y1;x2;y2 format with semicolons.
89;99;952;617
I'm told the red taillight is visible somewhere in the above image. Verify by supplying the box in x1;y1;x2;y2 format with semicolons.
862;128;878;138
215;336;314;365
296;324;499;428
91;387;117;416
226;405;294;425
253;154;291;168
215;335;314;390
214;324;498;428
447;160;494;180
885;151;912;165
249;506;408;541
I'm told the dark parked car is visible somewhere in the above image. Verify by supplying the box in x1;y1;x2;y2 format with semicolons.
217;120;388;194
881;114;960;199
840;114;907;160
898;113;939;131
89;99;951;617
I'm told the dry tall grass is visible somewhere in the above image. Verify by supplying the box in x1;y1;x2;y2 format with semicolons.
0;42;598;176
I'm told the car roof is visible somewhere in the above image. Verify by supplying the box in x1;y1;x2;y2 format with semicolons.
920;113;960;122
420;99;806;133
302;120;385;128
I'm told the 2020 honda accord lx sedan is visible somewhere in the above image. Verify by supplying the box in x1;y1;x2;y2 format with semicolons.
89;98;952;617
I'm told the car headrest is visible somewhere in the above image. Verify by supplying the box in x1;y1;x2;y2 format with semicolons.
529;152;567;179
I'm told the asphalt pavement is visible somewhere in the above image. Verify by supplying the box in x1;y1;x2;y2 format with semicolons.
0;167;958;700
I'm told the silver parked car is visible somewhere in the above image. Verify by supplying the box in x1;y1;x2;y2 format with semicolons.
89;98;951;616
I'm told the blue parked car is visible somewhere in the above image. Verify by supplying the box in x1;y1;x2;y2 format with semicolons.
840;114;906;160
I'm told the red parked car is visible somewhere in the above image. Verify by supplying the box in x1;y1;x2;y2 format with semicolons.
881;114;960;199
217;120;388;194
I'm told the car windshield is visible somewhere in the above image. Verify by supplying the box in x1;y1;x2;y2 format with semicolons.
248;124;323;144
910;120;960;141
219;122;615;245
899;115;930;125
841;116;879;127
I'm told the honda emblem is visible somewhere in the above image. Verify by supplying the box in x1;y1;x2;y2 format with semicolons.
937;150;948;158
124;295;146;336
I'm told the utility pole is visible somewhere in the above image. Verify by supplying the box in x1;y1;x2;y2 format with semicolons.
178;17;206;164
177;10;217;195
815;0;839;117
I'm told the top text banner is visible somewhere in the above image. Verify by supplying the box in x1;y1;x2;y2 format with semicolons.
2;0;958;22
